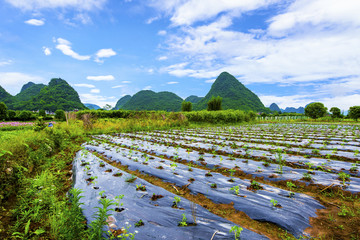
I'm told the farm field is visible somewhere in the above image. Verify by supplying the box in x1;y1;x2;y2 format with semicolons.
73;123;360;239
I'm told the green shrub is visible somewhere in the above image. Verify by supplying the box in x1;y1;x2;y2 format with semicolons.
39;109;46;117
7;110;16;120
55;109;65;121
207;96;222;111
181;101;192;112
0;102;7;120
18;110;35;121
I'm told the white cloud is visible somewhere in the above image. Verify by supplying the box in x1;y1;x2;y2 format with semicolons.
94;48;116;63
0;72;45;95
74;13;92;24
24;19;45;26
167;81;178;84
87;75;115;81
122;81;131;83
79;93;116;108
158;30;167;36
259;94;313;109
205;79;215;83
90;88;100;93
73;83;95;88
146;16;159;24
268;0;360;37
5;0;107;11
42;47;51;55
55;38;91;60
157;56;168;61
112;85;124;89
0;60;12;66
150;0;282;26
156;3;360;93
143;86;152;90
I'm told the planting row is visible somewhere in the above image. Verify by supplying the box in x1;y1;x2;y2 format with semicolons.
84;141;324;237
94;134;360;193
73;149;267;239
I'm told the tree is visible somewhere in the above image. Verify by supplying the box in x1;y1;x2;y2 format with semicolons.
7;110;16;120
207;96;222;111
181;101;192;112
55;109;65;121
330;107;341;118
18;111;34;121
305;102;327;119
348;106;360;121
0;102;7;120
39;109;46;117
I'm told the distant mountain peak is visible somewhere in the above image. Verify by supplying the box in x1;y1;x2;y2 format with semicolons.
269;103;281;112
195;72;266;112
20;82;36;93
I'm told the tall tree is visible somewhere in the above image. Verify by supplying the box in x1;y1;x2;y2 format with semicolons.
0;102;7;120
305;102;327;119
348;106;360;121
330;107;341;118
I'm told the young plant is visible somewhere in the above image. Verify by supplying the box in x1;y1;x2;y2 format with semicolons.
170;163;177;172
135;219;144;227
229;225;243;240
275;149;285;174
125;175;137;183
173;196;181;207
248;180;263;191
286;181;296;197
338;172;350;186
178;214;187;227
136;184;146;191
302;172;312;181
230;185;240;195
228;168;236;181
270;199;281;208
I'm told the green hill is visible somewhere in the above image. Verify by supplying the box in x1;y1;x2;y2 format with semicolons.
84;103;101;110
122;90;183;111
195;72;267;112
0;79;86;111
269;103;281;112
113;95;131;110
185;95;203;104
16;82;46;102
0;86;14;106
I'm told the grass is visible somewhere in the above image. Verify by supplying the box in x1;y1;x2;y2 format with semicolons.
0;115;189;239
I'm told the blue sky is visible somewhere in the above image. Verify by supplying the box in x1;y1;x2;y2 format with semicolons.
0;0;359;110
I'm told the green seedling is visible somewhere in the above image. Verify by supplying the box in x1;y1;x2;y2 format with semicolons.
135;219;144;227
338;172;350;185
125;175;137;183
178;214;187;227
302;172;312;181
270;199;279;207
229;225;243;240
286;181;296;197
350;163;358;172
173;196;181;207
230;185;240;195
354;150;359;157
136;184;146;191
170;163;177;171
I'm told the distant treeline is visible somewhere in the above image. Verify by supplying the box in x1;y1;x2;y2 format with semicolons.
76;109;257;124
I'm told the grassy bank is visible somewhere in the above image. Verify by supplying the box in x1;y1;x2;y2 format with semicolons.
0;113;189;239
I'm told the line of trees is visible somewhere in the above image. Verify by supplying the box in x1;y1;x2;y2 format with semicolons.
304;102;360;120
